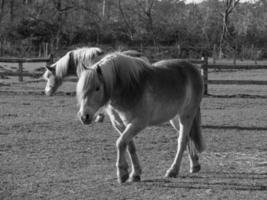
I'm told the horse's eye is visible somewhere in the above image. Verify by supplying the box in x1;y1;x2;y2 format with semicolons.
95;87;100;91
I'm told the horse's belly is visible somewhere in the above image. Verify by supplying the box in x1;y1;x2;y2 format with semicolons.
148;102;180;125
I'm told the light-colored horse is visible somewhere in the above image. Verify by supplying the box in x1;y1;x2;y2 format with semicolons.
43;47;106;122
43;48;149;96
43;47;149;122
76;53;205;183
43;47;104;96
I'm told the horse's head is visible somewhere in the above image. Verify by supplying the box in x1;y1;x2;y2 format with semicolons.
76;65;106;125
43;64;62;96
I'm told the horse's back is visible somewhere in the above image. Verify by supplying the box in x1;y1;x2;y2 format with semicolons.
152;59;203;96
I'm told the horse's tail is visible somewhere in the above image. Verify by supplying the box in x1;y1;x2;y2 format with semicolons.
188;107;206;153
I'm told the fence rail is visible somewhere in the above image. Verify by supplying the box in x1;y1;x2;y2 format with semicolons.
207;64;267;70
0;56;267;95
0;55;53;81
204;63;267;94
208;80;267;85
0;71;43;77
0;57;52;63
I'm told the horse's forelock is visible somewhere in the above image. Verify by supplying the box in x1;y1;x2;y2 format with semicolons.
76;69;100;103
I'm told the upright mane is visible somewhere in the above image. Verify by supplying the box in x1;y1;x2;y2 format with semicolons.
52;47;103;78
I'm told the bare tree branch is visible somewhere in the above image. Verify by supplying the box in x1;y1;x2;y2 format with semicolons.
219;0;240;58
118;0;135;40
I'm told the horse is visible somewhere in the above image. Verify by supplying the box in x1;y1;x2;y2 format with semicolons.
76;52;205;183
43;47;104;96
43;48;149;96
43;47;149;122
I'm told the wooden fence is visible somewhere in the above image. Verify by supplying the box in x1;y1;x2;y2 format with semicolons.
172;57;267;95
203;63;267;94
0;55;53;82
0;55;267;95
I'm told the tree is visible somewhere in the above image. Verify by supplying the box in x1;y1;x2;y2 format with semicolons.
219;0;240;58
118;0;136;41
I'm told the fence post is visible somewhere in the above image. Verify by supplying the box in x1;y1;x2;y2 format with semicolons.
202;56;208;95
254;49;258;64
0;40;2;56
212;44;216;64
18;61;23;82
46;54;53;68
49;54;53;64
233;49;236;65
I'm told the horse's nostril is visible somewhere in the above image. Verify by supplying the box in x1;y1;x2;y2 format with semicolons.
78;112;92;125
81;114;90;122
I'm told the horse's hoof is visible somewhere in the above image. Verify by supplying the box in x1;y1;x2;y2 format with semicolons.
129;175;141;182
118;173;129;184
190;165;201;173
165;171;177;178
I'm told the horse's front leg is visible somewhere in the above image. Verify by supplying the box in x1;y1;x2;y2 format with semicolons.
112;123;142;182
127;140;142;182
116;121;145;183
94;107;105;122
94;113;105;122
108;109;142;182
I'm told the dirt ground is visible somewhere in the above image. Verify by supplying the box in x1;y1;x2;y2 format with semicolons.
1;72;267;199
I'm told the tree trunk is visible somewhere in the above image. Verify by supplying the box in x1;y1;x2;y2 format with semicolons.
1;0;5;12
102;0;106;18
118;0;134;41
144;0;156;45
55;0;62;49
219;0;240;59
9;0;14;22
0;0;5;22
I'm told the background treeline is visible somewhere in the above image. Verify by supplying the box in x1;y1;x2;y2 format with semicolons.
0;0;266;59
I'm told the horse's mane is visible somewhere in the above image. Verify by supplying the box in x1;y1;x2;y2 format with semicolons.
77;52;151;105
52;47;103;78
121;50;150;64
97;52;150;94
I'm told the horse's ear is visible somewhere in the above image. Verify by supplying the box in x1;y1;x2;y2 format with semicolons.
96;65;102;74
97;50;104;56
46;65;55;73
69;51;74;66
81;63;87;70
96;65;104;82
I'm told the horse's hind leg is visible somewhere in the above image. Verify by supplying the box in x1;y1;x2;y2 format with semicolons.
187;108;204;173
168;119;200;174
166;114;194;178
187;142;201;173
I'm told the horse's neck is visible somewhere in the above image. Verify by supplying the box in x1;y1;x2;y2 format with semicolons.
57;60;78;80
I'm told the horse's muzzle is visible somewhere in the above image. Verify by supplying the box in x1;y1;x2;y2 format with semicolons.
44;87;55;96
78;112;93;125
44;89;53;96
